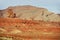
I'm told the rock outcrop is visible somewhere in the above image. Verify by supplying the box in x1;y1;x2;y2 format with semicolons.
0;5;60;40
0;5;60;22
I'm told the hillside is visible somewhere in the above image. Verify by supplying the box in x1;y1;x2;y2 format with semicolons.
0;5;60;22
0;18;60;40
0;5;60;40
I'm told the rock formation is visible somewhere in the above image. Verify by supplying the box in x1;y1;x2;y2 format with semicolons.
0;5;60;40
0;5;60;22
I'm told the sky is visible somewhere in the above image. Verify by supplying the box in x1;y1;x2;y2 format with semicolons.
0;0;60;13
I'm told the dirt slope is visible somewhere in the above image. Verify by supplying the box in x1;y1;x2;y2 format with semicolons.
0;18;60;40
0;5;60;22
0;5;60;40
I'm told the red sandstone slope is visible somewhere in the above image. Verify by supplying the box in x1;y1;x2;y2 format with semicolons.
0;18;60;40
0;5;60;40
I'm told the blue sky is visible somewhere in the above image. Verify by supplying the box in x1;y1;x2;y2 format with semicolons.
0;0;60;13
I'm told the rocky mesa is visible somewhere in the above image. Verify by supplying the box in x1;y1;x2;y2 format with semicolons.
0;5;60;40
0;5;60;22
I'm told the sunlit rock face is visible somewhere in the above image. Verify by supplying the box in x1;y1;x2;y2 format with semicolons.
0;18;60;40
0;5;60;40
0;5;60;22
